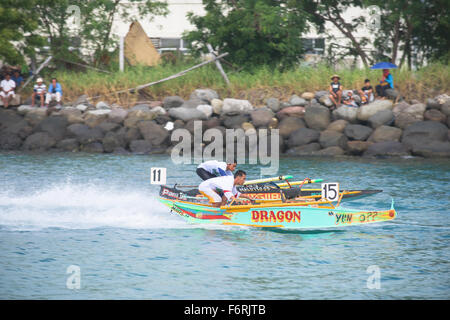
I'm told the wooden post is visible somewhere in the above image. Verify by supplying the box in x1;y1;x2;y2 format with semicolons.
119;36;125;72
206;43;230;85
21;55;53;90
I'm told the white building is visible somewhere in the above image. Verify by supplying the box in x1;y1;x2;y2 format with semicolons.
110;1;382;67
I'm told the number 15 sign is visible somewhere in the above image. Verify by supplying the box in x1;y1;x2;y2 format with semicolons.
151;168;167;185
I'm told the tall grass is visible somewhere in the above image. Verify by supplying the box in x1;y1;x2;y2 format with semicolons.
29;61;450;107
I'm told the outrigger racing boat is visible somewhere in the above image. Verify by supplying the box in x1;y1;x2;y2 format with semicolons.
158;176;396;229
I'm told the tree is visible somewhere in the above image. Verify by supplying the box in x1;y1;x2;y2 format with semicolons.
183;0;310;70
0;0;44;67
302;0;373;68
80;0;168;67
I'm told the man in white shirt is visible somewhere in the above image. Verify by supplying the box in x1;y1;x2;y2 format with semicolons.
196;159;237;181
31;78;46;107
198;170;253;207
0;73;16;108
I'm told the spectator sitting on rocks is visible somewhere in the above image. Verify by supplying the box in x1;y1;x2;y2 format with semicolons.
375;69;394;99
343;91;359;108
32;77;46;107
0;73;16;108
11;70;24;89
358;79;374;104
329;74;343;109
45;77;63;107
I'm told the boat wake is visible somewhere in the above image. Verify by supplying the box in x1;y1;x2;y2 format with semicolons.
0;182;214;231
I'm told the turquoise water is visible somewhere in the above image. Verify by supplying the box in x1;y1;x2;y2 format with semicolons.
0;152;449;299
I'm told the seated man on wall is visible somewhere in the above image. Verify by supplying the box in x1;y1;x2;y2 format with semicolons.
31;78;46;107
358;79;374;105
0;73;16;108
329;74;343;109
375;69;394;99
45;78;63;107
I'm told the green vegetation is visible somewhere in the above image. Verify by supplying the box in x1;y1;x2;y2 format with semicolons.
26;61;450;107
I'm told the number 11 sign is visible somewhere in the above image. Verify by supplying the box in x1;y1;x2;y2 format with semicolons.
151;168;166;185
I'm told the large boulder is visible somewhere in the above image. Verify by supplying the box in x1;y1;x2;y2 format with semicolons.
83;110;111;128
102;132;125;153
289;95;307;106
137;121;169;146
276;106;305;120
56;138;79;152
426;98;441;110
179;97;205;109
368;125;402;143
250;108;275;128
312;146;345;156
108;108;128;124
392;101;410;116
34;115;68;141
384;88;401;101
129;140;165;154
162;96;184;109
196;105;213;119
332;106;358;123
301;92;315;100
401;121;448;149
287;127;320;148
304;105;330;130
265;97;280;112
57;107;84;124
23;132;56;151
403;103;426;120
190;89;219;103
327;119;349;132
66;123;104;144
344;124;373;141
347;141;373;155
363;141;410;157
319;130;348;149
278;117;306;138
221;98;254;115
410;141;450;158
211;99;223;115
168;106;207;122
81;142;104;153
368;109;395;128
357;99;393;121
318;95;333;107
124;109;158;128
24;108;48;127
0;132;22;150
394;113;421;129
222;114;249;129
285;143;321;156
424;109;447;123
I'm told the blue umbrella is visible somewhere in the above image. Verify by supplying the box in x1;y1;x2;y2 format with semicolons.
370;62;398;69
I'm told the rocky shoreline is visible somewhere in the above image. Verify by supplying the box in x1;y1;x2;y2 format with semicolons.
1;89;450;158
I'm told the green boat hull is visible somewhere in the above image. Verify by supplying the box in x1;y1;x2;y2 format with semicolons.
159;198;397;229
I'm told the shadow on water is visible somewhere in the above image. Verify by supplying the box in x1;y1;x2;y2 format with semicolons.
261;227;346;235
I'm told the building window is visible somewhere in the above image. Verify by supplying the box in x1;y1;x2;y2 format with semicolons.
150;37;190;53
302;38;325;55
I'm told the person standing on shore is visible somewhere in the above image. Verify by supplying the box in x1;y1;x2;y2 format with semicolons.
0;73;16;108
329;74;343;109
